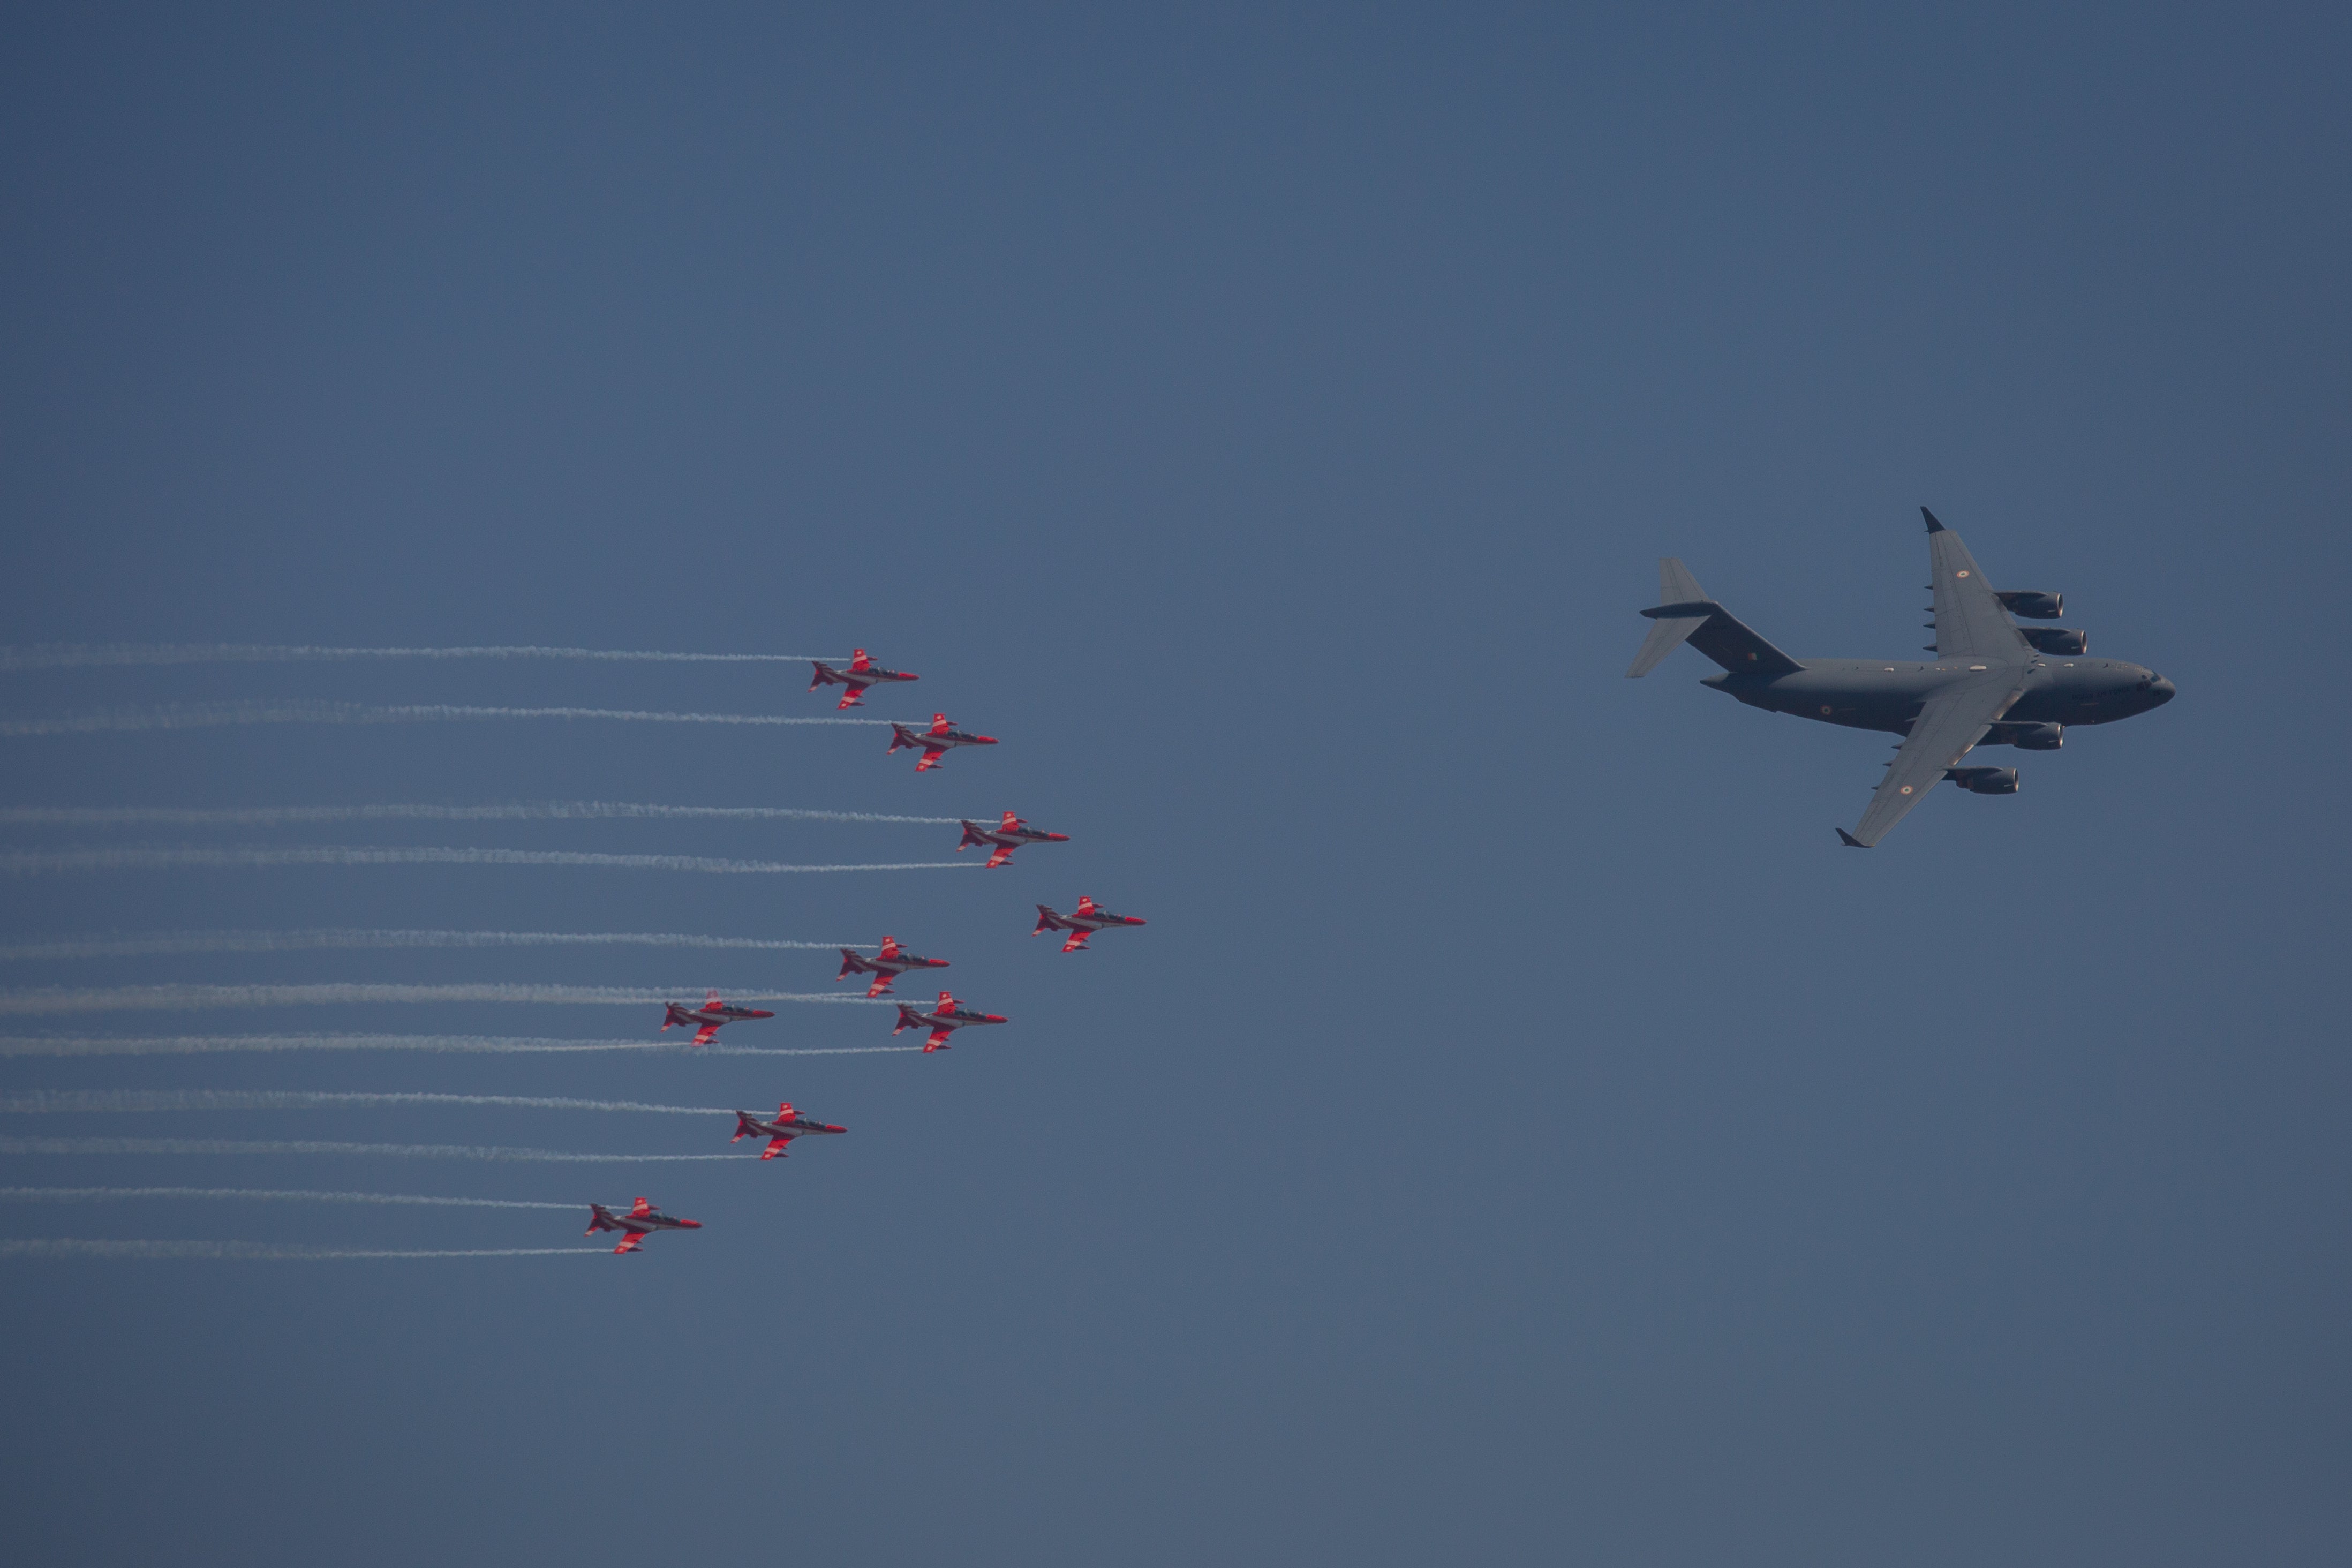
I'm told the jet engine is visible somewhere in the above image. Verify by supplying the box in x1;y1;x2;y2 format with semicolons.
1946;766;2020;795
1993;722;2064;750
1996;590;2064;619
2017;625;2088;655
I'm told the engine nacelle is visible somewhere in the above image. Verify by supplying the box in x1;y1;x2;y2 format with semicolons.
2011;722;2063;751
2017;625;2087;655
1946;766;2020;795
1996;590;2063;619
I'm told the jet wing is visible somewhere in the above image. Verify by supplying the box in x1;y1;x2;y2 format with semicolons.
1924;510;2030;661
691;1022;721;1045
1841;674;2021;847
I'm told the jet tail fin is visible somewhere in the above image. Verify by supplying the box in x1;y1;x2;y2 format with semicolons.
1627;557;1803;678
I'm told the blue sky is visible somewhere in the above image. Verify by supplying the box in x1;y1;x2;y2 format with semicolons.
2;5;2346;1563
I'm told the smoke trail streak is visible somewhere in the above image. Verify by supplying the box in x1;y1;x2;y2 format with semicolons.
0;1138;738;1161
0;644;832;670
0;930;866;961
0;1187;577;1210
0;1239;605;1259
0;1035;924;1057
0;1091;733;1116
0;701;907;736
0;984;887;1014
0;802;964;826
0;846;979;877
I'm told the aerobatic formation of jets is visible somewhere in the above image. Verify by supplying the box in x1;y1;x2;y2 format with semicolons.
1629;509;2176;847
584;647;1141;1250
0;638;1152;1262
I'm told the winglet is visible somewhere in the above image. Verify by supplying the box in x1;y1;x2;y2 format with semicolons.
1836;827;1868;848
1920;507;1945;533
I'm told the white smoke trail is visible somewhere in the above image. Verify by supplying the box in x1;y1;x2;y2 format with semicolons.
0;930;868;961
0;644;835;670
0;1186;577;1210
0;846;979;876
0;1137;738;1161
0;702;910;736
0;1034;924;1058
0;984;887;1014
0;802;965;826
0;1091;734;1115
0;1239;606;1259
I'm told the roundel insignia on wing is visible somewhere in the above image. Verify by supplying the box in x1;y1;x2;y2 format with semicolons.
1820;705;1833;715
1956;569;1970;578
1899;785;1914;795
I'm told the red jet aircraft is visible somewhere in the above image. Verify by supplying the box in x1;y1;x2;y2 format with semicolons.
893;990;1008;1052
887;713;998;772
956;810;1070;868
1033;896;1149;953
835;935;949;998
809;649;918;710
585;1196;703;1254
661;990;775;1046
730;1100;847;1160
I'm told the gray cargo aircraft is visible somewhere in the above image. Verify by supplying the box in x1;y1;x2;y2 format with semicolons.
1627;508;2175;847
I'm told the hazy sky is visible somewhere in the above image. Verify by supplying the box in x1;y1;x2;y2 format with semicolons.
2;5;2346;1564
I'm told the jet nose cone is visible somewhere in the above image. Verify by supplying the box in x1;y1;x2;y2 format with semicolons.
679;1219;703;1228
2149;674;2176;705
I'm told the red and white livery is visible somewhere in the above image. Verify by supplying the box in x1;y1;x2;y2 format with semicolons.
585;1196;703;1254
1033;896;1148;953
730;1100;846;1160
893;989;1008;1053
660;990;775;1046
956;810;1069;868
887;713;998;772
835;935;949;999
809;649;918;710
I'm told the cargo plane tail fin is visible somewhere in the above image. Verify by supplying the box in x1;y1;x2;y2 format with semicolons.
1626;557;1802;679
